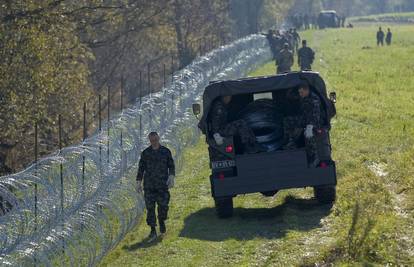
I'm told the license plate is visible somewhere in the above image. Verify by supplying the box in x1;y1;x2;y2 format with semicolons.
212;160;236;169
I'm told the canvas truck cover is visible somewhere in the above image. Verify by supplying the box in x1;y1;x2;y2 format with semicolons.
198;72;336;134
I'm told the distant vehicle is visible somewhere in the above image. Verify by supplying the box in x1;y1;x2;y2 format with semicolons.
318;10;340;29
193;72;338;218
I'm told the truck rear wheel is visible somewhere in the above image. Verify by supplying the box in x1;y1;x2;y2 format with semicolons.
214;197;233;218
314;185;336;204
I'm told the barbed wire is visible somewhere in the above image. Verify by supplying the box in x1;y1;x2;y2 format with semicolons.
0;34;271;267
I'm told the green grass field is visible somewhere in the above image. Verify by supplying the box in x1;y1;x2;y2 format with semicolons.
100;25;414;266
350;12;414;23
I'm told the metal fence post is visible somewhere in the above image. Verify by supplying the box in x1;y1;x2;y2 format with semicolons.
147;63;151;98
58;115;65;254
171;55;174;84
120;76;124;180
107;86;110;164
163;64;167;128
98;94;102;171
34;122;38;266
139;71;142;107
82;103;86;200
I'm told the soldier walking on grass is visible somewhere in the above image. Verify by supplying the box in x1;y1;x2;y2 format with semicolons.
377;27;385;46
136;132;175;242
386;28;392;46
291;28;301;53
298;40;315;71
276;43;294;74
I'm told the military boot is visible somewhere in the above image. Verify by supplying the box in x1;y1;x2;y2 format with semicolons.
147;227;157;243
309;156;320;168
159;221;166;234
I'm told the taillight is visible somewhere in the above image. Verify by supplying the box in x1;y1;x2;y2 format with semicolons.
225;144;234;153
319;162;328;168
218;173;225;180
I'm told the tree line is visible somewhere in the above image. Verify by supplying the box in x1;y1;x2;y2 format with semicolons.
2;0;410;176
289;0;414;17
0;0;293;175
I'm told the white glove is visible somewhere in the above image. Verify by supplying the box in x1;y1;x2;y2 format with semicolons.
135;180;143;193
304;125;314;139
167;175;175;189
213;133;224;145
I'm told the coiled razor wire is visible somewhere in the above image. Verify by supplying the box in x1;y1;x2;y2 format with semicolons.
0;34;272;266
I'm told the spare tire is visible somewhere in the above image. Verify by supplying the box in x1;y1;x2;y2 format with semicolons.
238;99;284;152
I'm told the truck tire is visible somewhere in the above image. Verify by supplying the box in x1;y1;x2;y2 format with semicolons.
314;185;336;204
214;197;233;218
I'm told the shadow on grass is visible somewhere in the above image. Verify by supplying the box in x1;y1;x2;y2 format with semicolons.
179;195;333;241
123;235;164;251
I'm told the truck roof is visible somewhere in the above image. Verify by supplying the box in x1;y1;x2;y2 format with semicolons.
320;10;337;14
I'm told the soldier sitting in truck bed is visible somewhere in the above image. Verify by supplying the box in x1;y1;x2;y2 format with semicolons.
283;82;326;167
210;95;262;154
298;82;325;167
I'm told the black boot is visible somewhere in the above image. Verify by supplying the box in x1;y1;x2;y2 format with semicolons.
147;226;157;242
159;221;166;234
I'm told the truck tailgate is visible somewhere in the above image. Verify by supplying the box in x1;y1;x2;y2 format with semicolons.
211;150;337;197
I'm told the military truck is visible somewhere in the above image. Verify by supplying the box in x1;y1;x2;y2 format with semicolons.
193;72;337;218
318;10;340;29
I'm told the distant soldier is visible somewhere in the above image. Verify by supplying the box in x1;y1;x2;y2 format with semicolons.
136;132;175;242
281;33;290;48
276;43;294;74
377;27;385;46
298;40;315;71
299;14;304;30
210;96;261;154
286;29;295;55
298;83;324;167
311;15;318;29
386;28;392;45
273;32;285;59
292;28;301;53
263;30;278;59
304;14;310;30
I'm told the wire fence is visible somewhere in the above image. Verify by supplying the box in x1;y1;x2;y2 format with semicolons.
0;34;272;267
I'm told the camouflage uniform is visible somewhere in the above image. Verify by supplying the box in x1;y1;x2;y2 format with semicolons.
264;32;278;59
301;92;323;165
276;48;294;74
298;46;315;71
386;31;392;45
283;116;303;148
292;30;301;52
137;146;175;227
377;29;385;46
210;99;256;145
282;89;302;148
